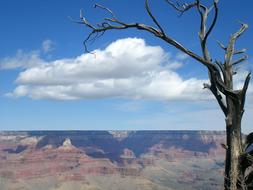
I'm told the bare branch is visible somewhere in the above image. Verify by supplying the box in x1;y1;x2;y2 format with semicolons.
145;0;165;35
234;48;247;55
80;9;84;19
225;23;248;66
206;0;219;13
94;3;116;19
79;15;96;30
194;0;224;109
212;71;238;99
203;0;218;46
196;0;208;41
234;22;249;40
221;143;228;150
204;79;228;116
232;55;248;66
68;15;89;25
83;31;97;53
215;60;225;79
195;0;219;62
212;91;228;115
203;83;211;89
217;40;227;51
196;0;218;61
204;63;229;116
240;72;251;114
165;0;198;16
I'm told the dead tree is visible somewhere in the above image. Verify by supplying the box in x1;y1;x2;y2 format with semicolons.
75;0;253;189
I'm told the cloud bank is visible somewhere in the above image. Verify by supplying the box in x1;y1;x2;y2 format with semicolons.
3;38;250;101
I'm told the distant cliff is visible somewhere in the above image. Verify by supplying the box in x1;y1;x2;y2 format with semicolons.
28;130;225;159
0;131;226;190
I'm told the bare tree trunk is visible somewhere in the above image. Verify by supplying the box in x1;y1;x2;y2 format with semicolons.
225;101;244;190
222;20;248;189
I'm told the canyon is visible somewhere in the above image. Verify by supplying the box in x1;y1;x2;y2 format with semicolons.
0;131;226;190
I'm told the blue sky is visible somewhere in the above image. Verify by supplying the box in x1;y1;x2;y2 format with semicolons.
0;0;252;132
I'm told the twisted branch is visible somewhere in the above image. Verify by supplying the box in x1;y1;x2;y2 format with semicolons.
145;0;165;35
94;3;116;19
224;22;248;68
240;72;251;116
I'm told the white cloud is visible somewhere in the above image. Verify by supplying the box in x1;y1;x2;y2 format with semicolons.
0;50;46;69
0;40;54;70
5;38;252;101
41;39;54;53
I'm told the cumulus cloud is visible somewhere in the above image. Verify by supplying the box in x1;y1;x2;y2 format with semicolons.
0;39;54;70
5;37;251;101
6;38;209;100
0;50;46;69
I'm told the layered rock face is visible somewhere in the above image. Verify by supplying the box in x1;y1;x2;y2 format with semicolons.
0;131;226;190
